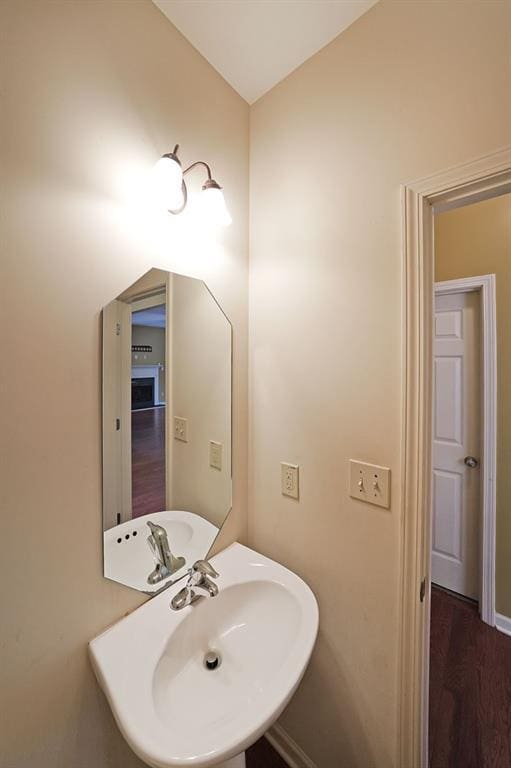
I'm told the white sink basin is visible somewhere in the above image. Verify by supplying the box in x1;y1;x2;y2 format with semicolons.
104;510;219;593
90;543;318;767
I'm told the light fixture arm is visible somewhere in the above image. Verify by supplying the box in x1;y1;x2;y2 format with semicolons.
164;144;219;215
183;160;212;181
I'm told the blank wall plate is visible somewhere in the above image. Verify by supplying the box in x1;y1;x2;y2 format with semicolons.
209;441;223;470
349;460;390;508
281;462;299;499
173;416;188;442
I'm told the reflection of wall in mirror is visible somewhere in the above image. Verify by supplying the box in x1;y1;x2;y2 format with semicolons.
435;192;511;617
170;276;231;529
132;325;164;363
132;325;166;402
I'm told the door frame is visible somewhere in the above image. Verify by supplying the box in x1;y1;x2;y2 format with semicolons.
434;275;497;623
102;298;132;528
399;146;511;768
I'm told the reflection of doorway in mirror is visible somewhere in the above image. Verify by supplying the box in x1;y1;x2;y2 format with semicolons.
131;296;167;519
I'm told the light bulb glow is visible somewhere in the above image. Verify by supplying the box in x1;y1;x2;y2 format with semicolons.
150;156;184;211
199;185;232;228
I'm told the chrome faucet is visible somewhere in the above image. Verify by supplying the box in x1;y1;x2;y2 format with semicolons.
170;560;219;610
146;521;185;585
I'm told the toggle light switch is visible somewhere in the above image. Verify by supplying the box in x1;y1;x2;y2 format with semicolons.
173;416;188;442
209;441;223;470
349;460;390;508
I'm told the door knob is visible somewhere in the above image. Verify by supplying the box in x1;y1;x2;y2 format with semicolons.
464;456;479;469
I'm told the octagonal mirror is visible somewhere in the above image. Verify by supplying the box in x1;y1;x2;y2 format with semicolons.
102;268;232;594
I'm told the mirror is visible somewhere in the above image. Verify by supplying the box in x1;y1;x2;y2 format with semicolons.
102;268;232;594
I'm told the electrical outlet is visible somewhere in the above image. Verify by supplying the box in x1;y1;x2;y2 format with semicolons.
173;416;188;442
349;460;390;508
209;440;222;470
281;462;299;499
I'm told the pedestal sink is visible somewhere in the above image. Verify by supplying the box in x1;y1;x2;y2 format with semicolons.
89;543;319;768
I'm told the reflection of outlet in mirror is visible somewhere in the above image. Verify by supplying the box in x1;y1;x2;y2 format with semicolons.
209;441;223;471
349;460;390;508
281;462;299;499
174;416;188;442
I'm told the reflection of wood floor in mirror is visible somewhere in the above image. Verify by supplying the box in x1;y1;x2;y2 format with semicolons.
131;406;166;518
429;585;511;768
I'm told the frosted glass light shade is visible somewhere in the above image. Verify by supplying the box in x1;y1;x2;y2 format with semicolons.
151;156;183;211
199;185;232;228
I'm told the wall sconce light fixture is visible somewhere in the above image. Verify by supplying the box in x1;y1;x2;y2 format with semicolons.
152;144;232;227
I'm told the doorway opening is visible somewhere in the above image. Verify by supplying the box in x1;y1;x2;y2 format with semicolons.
428;194;510;766
399;147;511;768
131;299;167;519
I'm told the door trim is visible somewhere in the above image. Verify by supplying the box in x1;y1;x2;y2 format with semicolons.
495;612;511;637
399;146;511;768
434;275;497;625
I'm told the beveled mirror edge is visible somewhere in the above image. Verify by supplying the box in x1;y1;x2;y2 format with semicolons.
201;278;234;569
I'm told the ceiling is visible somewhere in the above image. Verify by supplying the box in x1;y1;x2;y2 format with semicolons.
153;0;378;104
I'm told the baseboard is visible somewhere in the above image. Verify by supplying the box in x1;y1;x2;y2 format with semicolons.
265;723;317;768
495;612;511;636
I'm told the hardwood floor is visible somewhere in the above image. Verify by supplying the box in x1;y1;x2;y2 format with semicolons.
131;406;166;518
246;737;288;768
429;585;511;768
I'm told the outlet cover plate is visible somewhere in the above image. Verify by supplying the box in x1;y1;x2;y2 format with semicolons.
349;460;390;508
281;462;299;499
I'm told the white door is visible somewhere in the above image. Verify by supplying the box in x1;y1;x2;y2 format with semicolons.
432;289;481;600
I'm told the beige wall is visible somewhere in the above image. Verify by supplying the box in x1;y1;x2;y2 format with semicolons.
132;325;165;368
435;193;511;617
132;325;166;401
249;1;511;766
2;1;511;767
0;1;249;767
171;274;232;528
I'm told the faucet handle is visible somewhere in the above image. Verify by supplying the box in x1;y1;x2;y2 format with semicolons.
191;559;219;579
170;585;194;611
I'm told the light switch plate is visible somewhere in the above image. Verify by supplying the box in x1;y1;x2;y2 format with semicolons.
281;462;299;499
173;416;188;442
209;440;223;470
349;460;390;508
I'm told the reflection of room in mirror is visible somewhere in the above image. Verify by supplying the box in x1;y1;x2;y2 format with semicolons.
102;268;232;594
131;300;167;518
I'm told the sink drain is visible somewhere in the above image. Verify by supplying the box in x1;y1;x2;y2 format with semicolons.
204;651;221;670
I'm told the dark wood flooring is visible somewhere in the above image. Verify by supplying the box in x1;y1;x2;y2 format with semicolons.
246;737;288;768
429;585;511;768
131;406;166;518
